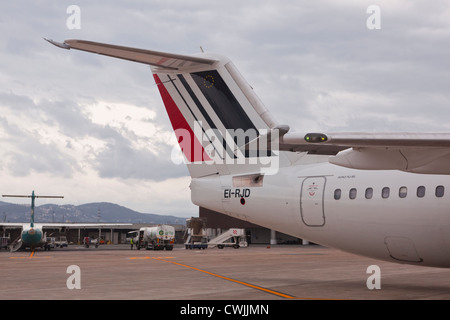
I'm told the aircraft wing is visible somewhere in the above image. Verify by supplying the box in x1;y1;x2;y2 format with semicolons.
44;38;217;70
282;132;450;174
0;223;28;229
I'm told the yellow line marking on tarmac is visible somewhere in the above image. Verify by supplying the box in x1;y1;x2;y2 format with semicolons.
9;251;52;259
9;256;52;259
150;257;296;299
128;256;340;300
128;256;175;260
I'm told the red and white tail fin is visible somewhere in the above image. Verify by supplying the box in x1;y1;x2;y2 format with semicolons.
152;53;287;177
46;39;285;178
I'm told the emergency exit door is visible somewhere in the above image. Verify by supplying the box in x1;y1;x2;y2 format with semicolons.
300;177;326;226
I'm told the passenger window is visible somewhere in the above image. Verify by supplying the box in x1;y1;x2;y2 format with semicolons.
399;186;407;198
436;185;445;198
334;189;341;200
349;188;357;199
417;186;425;198
382;187;390;199
365;188;373;199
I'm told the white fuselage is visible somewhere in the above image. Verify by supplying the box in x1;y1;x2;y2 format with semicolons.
191;162;450;268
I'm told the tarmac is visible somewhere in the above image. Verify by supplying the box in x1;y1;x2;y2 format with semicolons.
1;243;450;301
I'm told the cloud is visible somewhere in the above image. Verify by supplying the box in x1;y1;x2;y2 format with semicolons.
93;126;188;181
1;1;450;216
0;94;80;178
0;91;187;181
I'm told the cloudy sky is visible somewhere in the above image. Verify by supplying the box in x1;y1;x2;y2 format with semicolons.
1;1;450;217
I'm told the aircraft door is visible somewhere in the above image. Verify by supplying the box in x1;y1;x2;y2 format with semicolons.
300;177;326;227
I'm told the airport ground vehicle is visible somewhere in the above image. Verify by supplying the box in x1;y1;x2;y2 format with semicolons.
45;237;55;250
185;238;208;250
208;228;247;249
136;225;175;250
54;236;68;248
184;217;208;250
126;230;139;245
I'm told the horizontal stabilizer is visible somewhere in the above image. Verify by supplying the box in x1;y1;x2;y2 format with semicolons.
3;194;64;199
292;132;450;174
45;38;217;70
0;222;133;229
307;132;450;148
279;132;450;154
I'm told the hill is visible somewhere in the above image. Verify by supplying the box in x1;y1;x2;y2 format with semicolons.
0;201;186;225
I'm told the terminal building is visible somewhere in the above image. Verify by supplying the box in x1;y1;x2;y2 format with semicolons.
1;207;304;246
54;207;304;246
52;206;303;246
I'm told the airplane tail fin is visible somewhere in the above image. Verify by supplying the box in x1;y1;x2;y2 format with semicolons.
46;39;289;178
151;53;287;178
2;191;64;228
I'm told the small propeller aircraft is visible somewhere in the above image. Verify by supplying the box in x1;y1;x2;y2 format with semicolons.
1;191;132;251
2;191;64;251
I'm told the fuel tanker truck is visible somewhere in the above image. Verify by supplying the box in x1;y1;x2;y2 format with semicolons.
136;225;175;250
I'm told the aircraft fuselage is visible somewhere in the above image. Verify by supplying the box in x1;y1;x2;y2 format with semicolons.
191;162;450;268
20;224;46;249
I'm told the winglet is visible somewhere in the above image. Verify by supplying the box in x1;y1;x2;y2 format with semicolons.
44;38;71;50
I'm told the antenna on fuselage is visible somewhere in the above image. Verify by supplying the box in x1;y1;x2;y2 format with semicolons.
2;191;64;227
